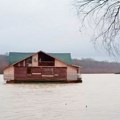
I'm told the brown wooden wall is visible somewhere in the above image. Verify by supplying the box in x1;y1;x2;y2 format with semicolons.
14;67;67;81
14;67;27;78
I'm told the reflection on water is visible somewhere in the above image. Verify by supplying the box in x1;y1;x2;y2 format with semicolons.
0;74;120;120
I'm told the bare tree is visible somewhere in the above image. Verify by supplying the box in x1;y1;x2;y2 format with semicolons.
75;0;120;56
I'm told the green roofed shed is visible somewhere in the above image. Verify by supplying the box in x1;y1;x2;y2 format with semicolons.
9;52;72;65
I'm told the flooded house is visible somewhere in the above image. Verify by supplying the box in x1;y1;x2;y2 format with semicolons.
3;51;82;83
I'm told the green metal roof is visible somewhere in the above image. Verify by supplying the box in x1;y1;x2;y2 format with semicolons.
9;52;72;65
9;52;33;64
48;53;72;64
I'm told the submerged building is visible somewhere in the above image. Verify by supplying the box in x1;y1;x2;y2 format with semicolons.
3;51;82;83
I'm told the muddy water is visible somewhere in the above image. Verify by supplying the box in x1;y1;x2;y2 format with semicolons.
0;74;120;120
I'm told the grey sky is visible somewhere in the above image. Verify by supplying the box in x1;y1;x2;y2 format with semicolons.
0;0;113;61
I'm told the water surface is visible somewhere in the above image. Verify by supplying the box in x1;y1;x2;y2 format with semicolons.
0;74;120;120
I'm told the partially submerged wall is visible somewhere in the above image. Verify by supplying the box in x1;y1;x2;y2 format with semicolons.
4;66;14;81
55;59;78;81
67;66;78;81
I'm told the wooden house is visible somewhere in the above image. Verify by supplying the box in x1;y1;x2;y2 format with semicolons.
3;51;82;83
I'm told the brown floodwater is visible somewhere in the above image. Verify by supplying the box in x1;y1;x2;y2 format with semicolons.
0;74;120;120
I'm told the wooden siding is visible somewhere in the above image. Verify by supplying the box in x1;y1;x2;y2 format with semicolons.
67;66;78;81
14;67;67;81
14;67;27;78
55;59;67;67
32;54;38;66
4;66;14;80
55;59;78;80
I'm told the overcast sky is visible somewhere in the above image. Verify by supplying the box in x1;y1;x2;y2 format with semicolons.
0;0;115;61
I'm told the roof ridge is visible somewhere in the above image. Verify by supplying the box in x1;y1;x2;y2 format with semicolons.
9;52;71;54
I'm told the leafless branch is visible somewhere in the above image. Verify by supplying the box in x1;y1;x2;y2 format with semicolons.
75;0;120;56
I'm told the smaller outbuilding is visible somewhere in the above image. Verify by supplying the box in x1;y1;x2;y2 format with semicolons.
4;51;82;83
